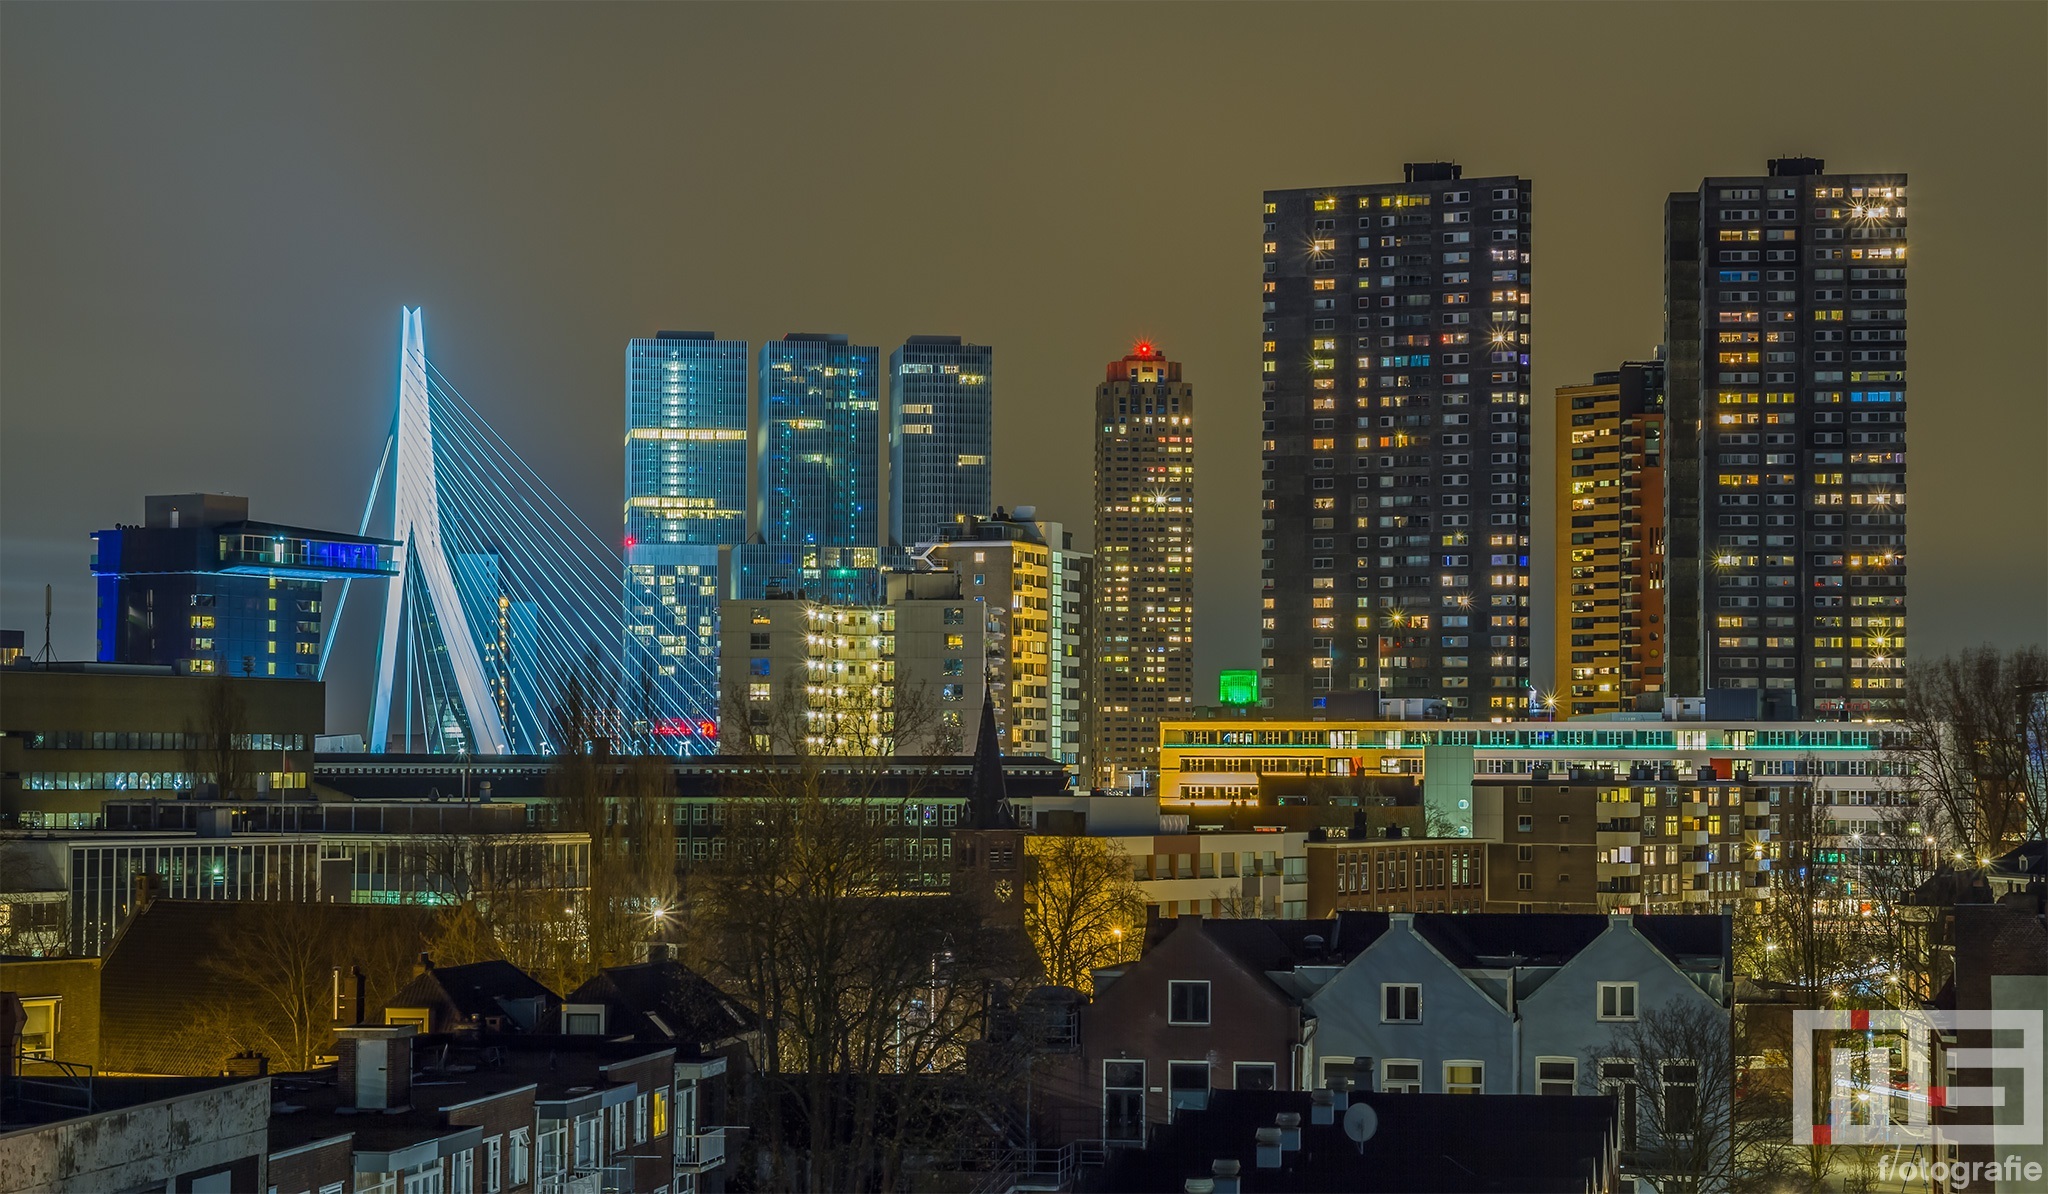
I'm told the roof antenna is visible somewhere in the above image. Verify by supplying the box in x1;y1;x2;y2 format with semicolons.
34;584;57;664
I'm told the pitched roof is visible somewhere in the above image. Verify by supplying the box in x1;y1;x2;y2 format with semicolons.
387;959;561;1030
567;954;756;1048
100;898;443;1076
1410;912;1609;968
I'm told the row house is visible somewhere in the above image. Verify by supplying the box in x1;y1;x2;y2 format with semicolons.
1044;910;1730;1185
266;1027;707;1194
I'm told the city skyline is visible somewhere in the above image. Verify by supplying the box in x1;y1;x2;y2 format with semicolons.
3;5;2043;731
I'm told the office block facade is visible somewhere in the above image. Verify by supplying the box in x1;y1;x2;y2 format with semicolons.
1262;164;1533;720
1665;159;1908;718
91;494;395;679
756;334;882;549
623;332;749;746
1093;343;1195;790
919;509;1094;778
890;336;993;549
1553;360;1667;717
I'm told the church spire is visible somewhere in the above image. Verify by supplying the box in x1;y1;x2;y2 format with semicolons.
964;688;1015;829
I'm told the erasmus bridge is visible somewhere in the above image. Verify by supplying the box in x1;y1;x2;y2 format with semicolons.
326;308;718;756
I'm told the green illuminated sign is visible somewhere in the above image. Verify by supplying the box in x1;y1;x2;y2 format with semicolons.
1219;670;1259;706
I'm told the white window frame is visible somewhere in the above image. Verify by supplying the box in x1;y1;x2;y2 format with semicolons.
1381;982;1421;1023
510;1127;534;1185
1166;1059;1211;1121
1167;979;1211;1025
1443;1059;1485;1095
1380;1058;1423;1094
1598;981;1640;1021
1233;1061;1278;1091
483;1137;502;1194
1102;1058;1147;1143
1535;1056;1578;1096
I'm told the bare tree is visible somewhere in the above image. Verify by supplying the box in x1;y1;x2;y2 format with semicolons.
540;675;680;990
1588;996;1748;1193
1896;645;2048;854
183;672;256;798
683;760;1031;1192
1024;835;1143;991
185;900;439;1073
1746;790;1871;1002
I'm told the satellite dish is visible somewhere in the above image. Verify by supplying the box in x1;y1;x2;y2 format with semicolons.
1342;1101;1378;1144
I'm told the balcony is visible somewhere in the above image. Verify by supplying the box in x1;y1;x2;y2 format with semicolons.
678;1127;727;1174
1681;830;1710;847
1597;860;1640;880
1597;830;1640;850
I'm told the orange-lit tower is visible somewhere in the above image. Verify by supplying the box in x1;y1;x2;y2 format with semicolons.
1091;342;1194;792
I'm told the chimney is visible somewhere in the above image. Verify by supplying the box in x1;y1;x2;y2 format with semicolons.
1210;1159;1242;1194
1310;1088;1336;1125
1274;1112;1302;1151
222;1050;269;1078
332;965;368;1028
647;942;670;964
131;872;163;915
415;952;435;977
335;1025;416;1110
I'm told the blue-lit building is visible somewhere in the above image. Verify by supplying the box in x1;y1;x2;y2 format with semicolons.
92;494;396;678
889;335;993;548
756;334;881;549
623;332;749;749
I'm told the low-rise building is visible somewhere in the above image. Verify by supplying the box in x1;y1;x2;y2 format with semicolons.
1;663;325;827
0;1051;270;1194
267;1027;699;1194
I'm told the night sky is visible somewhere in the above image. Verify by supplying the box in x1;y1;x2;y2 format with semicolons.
4;4;2043;732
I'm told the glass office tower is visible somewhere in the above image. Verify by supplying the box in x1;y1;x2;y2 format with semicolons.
756;334;882;548
624;332;749;750
889;336;993;548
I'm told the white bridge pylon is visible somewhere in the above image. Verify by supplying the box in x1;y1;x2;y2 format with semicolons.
369;308;509;754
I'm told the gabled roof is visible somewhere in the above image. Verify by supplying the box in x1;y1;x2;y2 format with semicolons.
567;956;757;1048
100;898;443;1076
387;959;561;1029
1411;913;1608;968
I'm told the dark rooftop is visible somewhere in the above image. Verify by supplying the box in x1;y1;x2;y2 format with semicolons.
1097;1087;1617;1192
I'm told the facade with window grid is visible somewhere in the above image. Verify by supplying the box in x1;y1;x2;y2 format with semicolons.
1665;158;1907;719
623;332;749;749
889;336;992;549
756;333;882;548
1092;343;1195;790
1551;359;1667;717
1261;164;1533;719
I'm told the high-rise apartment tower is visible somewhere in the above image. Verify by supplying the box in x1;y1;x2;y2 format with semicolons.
1093;343;1194;790
1262;164;1533;719
1665;159;1907;718
1552;359;1666;717
890;336;993;549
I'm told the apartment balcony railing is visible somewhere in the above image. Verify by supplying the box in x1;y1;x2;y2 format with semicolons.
677;1127;727;1173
